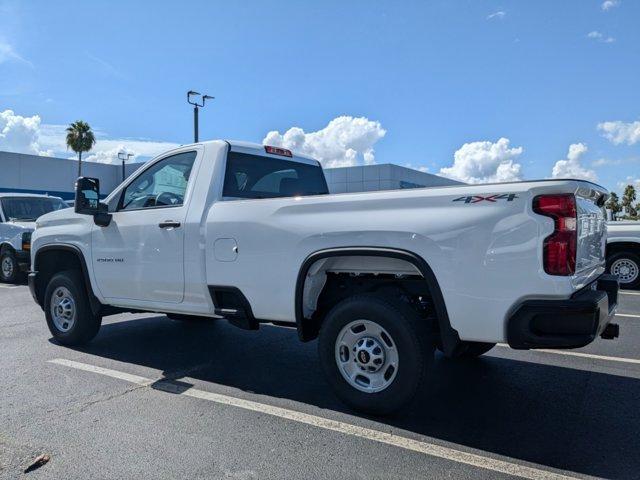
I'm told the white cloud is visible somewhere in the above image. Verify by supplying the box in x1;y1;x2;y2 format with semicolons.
587;31;615;43
0;110;52;156
487;11;506;20
86;52;124;79
82;139;180;164
592;157;620;167
439;138;523;184
598;120;640;145
0;41;32;67
601;0;620;11
1;110;179;164
404;163;429;173
551;143;598;182
263;116;386;168
617;176;640;191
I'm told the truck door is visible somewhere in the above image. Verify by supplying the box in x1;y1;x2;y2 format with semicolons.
91;150;198;303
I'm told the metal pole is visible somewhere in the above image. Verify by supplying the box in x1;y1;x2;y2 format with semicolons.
194;105;199;143
122;159;125;182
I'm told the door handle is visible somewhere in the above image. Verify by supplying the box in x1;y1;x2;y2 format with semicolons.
159;221;181;229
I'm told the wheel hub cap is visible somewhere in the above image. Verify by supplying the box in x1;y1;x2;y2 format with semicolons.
335;319;399;393
50;286;76;332
612;258;639;284
1;257;13;277
354;336;385;373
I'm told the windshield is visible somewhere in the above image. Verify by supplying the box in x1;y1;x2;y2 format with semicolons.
0;197;68;221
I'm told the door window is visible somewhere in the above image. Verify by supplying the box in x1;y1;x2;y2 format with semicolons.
119;151;196;211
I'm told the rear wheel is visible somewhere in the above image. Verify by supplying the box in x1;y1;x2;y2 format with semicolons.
0;251;19;283
44;270;102;345
607;251;640;289
318;294;434;415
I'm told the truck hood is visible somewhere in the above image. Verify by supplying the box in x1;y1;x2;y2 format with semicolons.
4;220;37;231
36;208;83;228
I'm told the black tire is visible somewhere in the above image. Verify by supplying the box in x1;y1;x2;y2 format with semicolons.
318;294;434;415
607;251;640;289
44;270;102;346
0;251;19;283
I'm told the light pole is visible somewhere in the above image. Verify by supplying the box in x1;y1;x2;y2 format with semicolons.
118;152;133;182
187;90;214;143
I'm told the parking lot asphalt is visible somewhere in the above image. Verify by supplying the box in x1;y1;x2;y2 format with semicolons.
1;284;639;479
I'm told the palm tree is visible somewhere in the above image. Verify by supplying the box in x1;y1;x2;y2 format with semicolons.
66;120;96;177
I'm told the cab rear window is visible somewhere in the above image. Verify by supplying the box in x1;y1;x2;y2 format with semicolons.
222;152;328;199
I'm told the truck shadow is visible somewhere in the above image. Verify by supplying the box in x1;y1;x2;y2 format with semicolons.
60;314;640;480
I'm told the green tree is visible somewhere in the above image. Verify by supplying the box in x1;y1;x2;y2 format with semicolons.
606;192;622;216
622;184;637;217
66;120;96;178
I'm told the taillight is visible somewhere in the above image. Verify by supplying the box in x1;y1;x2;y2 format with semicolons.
264;145;293;157
533;194;577;276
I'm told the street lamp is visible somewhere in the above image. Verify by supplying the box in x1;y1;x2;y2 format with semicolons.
187;90;214;143
117;152;134;182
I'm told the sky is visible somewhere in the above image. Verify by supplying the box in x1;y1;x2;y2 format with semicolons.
0;0;639;193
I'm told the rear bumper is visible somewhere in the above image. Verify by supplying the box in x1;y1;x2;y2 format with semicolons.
507;274;619;349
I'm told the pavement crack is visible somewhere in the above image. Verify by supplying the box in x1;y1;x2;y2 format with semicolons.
77;384;147;413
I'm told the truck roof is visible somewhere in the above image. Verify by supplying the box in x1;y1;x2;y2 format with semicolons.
170;140;322;167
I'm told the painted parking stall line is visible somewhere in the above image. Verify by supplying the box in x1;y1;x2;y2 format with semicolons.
620;290;640;296
496;344;640;366
49;358;583;480
616;313;640;319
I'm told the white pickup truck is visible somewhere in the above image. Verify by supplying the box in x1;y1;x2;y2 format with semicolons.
0;193;68;283
28;140;620;414
606;221;640;289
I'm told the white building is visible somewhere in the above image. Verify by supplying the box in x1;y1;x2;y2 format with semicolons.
0;151;141;200
324;163;462;193
0;151;462;200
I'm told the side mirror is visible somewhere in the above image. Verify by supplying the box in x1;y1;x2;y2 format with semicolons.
75;177;100;215
75;177;112;227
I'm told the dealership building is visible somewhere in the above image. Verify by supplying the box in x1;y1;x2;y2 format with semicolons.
0;150;461;200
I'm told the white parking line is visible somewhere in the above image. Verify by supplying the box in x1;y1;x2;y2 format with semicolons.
617;313;640;319
620;290;640;296
49;358;581;480
496;345;640;365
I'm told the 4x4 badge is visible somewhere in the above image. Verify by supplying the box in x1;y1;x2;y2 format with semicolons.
453;193;518;204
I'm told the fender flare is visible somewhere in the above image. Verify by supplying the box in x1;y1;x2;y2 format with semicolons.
33;243;102;315
294;247;461;356
0;242;16;254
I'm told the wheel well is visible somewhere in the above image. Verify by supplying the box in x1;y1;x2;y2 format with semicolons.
607;242;640;258
33;246;100;314
295;248;461;356
0;242;15;255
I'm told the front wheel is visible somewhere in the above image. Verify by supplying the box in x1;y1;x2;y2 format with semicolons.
318;294;434;415
607;252;640;289
44;270;102;346
0;251;19;283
